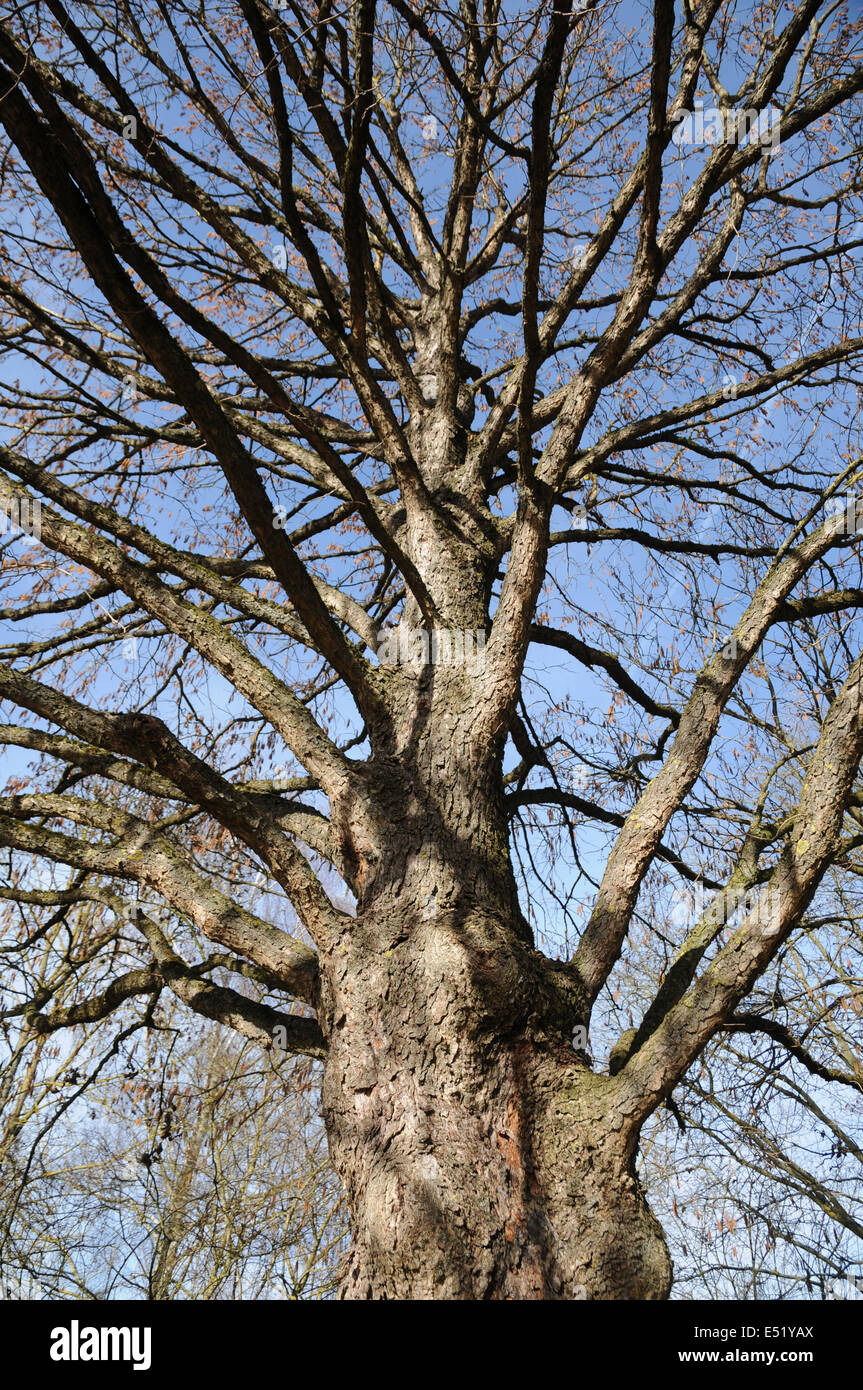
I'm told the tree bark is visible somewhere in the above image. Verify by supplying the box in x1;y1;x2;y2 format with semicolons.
319;697;671;1299
322;904;672;1300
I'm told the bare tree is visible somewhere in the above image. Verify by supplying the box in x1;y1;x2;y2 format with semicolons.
0;848;344;1299
0;0;862;1298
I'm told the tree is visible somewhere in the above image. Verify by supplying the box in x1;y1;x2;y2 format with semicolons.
0;0;861;1299
0;958;345;1300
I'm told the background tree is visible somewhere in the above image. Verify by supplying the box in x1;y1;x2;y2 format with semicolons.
0;0;861;1299
0;892;345;1300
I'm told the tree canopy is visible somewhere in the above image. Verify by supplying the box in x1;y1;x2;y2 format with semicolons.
0;0;862;1299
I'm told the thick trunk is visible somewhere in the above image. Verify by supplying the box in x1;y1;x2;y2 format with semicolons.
320;717;671;1300
323;937;672;1299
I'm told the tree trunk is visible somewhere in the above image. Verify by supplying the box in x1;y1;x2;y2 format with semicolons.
320;694;672;1299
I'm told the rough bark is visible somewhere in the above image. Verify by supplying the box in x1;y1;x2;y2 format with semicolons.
324;943;673;1299
319;685;671;1299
